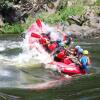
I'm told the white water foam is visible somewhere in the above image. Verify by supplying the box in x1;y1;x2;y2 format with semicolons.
11;23;54;67
0;20;65;68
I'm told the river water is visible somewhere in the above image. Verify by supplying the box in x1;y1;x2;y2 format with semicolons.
0;34;100;100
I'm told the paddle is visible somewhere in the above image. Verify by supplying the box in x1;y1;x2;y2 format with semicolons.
36;19;42;29
31;32;41;38
56;24;66;37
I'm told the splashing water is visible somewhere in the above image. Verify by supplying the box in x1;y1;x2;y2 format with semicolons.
0;19;65;68
11;20;54;67
13;19;65;67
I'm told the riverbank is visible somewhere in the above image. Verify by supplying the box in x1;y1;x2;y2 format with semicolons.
0;0;100;39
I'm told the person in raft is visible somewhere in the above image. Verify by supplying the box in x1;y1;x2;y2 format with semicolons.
63;31;73;49
69;45;83;58
80;50;91;74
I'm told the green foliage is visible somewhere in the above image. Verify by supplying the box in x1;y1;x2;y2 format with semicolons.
93;6;100;16
59;6;84;18
0;0;13;9
35;12;62;24
95;0;100;6
2;23;24;34
1;16;36;34
34;5;84;24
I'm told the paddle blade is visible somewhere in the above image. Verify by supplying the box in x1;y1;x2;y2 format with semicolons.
31;32;41;38
36;19;42;28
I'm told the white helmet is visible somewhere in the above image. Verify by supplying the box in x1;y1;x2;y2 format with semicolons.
67;31;72;36
75;45;81;50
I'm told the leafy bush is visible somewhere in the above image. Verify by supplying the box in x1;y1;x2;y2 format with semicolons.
34;5;84;24
0;0;13;9
2;23;24;34
95;0;100;6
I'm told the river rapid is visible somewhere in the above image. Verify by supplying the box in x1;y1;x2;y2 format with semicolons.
0;34;100;100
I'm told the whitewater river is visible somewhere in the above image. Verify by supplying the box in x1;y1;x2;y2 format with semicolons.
0;34;100;100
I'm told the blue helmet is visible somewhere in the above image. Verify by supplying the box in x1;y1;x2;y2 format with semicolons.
59;43;64;47
78;48;83;53
75;45;81;50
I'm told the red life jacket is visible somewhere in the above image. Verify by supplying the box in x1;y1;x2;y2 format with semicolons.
63;57;73;65
63;35;68;41
56;50;65;59
48;42;58;51
39;38;47;45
